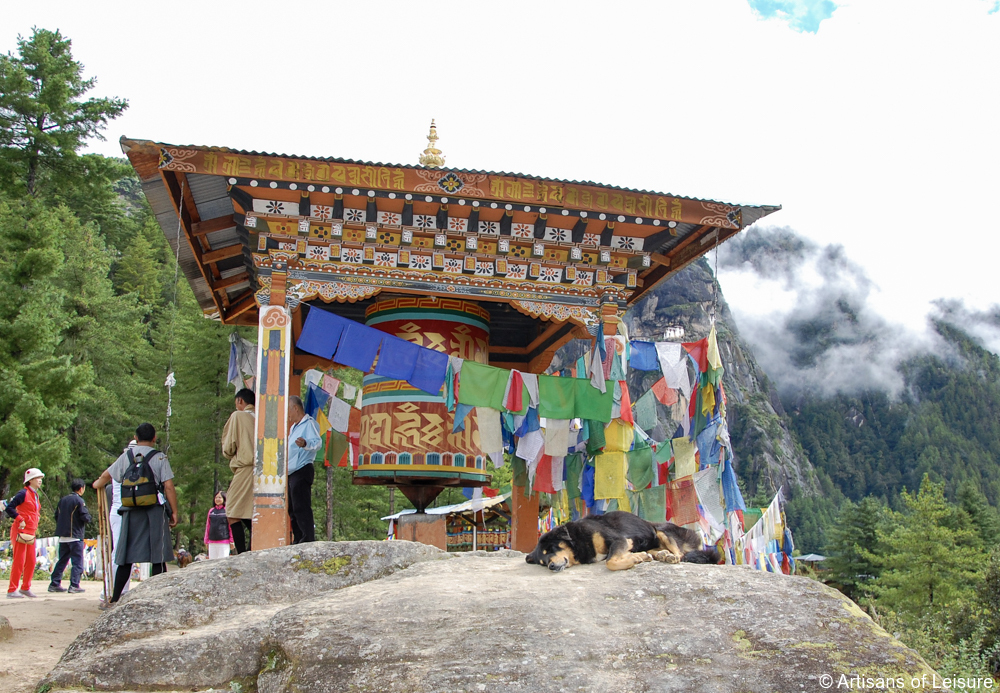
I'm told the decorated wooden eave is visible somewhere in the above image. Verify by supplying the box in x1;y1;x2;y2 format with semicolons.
121;136;779;367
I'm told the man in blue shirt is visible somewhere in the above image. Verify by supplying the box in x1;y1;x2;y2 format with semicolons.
286;395;322;544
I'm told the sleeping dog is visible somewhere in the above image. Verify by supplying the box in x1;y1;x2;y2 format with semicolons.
525;511;720;571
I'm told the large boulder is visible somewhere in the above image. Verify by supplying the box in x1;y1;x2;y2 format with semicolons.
45;541;941;693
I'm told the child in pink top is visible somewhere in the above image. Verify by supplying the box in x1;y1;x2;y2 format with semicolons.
204;491;235;559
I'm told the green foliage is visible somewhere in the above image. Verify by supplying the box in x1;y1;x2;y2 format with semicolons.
823;497;891;600
0;28;127;197
0;201;92;491
870;475;983;616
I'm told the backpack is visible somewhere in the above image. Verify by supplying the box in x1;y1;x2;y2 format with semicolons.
120;449;162;508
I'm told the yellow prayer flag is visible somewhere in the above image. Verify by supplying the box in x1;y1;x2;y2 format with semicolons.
671;437;697;479
316;408;332;437
594;452;627;499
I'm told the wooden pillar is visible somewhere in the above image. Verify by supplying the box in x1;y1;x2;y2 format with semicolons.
252;285;293;549
510;485;540;553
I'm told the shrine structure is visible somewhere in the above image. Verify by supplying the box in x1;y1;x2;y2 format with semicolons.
122;125;778;551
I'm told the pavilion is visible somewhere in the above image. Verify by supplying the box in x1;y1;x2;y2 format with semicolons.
122;125;779;550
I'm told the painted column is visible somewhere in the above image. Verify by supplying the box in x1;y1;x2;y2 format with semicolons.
252;303;292;549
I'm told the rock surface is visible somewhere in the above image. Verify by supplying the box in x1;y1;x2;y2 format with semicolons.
44;541;941;693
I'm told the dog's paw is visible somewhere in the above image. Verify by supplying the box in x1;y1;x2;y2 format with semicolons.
651;550;681;564
635;551;653;563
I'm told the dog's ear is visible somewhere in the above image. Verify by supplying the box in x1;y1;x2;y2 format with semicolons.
556;526;572;544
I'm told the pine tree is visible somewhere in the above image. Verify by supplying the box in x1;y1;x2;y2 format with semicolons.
872;475;984;617
0;28;127;198
0;201;91;494
823;496;891;601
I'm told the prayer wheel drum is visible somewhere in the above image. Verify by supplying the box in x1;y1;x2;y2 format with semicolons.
356;297;491;511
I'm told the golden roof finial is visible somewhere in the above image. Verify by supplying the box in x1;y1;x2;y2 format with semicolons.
419;119;446;169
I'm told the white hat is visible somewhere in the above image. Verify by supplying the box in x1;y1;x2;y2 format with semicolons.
23;468;45;484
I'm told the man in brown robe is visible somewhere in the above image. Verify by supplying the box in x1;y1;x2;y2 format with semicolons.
222;388;256;553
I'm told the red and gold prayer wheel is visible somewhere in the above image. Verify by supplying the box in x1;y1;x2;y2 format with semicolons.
356;297;491;510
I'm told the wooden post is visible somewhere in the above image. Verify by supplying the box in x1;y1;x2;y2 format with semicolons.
509;484;540;553
251;301;292;549
325;464;333;541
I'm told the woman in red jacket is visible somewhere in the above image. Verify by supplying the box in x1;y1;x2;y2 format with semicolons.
5;468;44;598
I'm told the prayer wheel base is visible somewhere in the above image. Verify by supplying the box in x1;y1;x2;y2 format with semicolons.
397;513;447;550
397;484;445;514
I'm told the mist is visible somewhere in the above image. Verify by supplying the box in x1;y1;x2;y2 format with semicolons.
717;226;999;399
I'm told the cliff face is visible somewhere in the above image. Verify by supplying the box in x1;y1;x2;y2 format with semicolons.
623;258;821;501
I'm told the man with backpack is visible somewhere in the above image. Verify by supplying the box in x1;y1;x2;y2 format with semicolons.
48;479;92;593
92;423;178;605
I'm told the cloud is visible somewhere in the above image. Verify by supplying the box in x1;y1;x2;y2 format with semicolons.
746;0;839;32
930;299;1000;356
718;226;937;398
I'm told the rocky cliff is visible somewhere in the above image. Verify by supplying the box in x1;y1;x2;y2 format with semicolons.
552;258;820;503
44;541;942;693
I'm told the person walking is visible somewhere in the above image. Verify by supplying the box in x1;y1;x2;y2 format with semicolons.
203;491;234;559
286;395;321;545
222;388;255;553
48;479;92;593
93;423;178;605
5;468;44;598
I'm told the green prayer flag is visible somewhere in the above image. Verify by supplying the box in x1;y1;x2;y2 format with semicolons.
627;446;654;491
654;440;672;465
326;429;349;467
638;485;667;522
458;361;509;409
634;390;658;431
511;456;528;489
565;452;584;500
574;379;615;422
537;374;575;419
586;419;606;455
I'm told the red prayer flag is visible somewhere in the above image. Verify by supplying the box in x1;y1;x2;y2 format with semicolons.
619;381;634;425
651;377;678;406
683;339;709;374
506;370;524;412
665;477;699;526
533;455;556;494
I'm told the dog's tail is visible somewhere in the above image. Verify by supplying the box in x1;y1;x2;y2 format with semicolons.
682;548;721;564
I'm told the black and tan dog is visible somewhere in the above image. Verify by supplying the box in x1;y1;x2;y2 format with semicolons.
525;511;720;571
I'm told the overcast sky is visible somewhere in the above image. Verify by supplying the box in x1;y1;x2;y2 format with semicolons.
4;0;998;342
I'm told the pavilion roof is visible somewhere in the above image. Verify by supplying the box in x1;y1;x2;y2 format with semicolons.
121;137;780;327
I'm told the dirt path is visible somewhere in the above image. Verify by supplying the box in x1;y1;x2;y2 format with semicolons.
0;579;104;693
